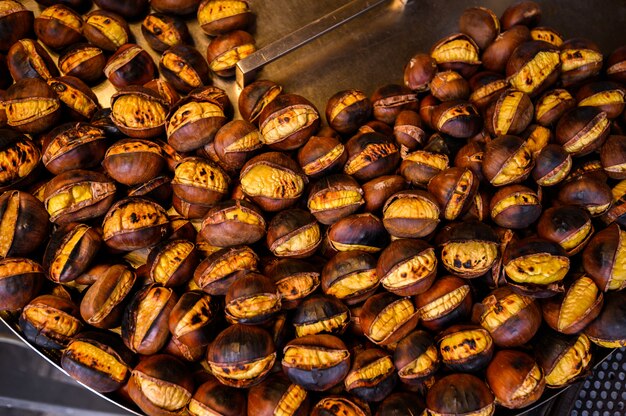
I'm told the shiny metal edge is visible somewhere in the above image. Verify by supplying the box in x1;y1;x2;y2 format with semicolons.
0;313;141;416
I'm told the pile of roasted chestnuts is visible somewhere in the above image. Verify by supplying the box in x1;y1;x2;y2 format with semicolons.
0;0;624;415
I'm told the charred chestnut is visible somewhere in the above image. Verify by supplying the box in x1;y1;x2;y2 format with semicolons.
197;0;253;36
293;295;349;337
426;373;495;416
537;205;593;255
582;223;626;291
439;221;499;278
345;348;397;402
5;78;61;134
437;325;494;372
238;79;283;124
0;257;43;312
20;294;82;349
41;122;107;174
193;245;258;295
200;199;265;247
258;93;320;150
486;350;545;409
142;13;191;52
489;184;541;229
475;286;542;347
431;100;482;138
377;238;437;296
206;30;256;77
225;271;280;324
507;41;560;97
360;292;419;346
322;250;379;305
83;10;130;52
104;44;156;89
383;190;440;238
555;106;610;156
102;138;165;186
110;86;169;139
7;38;59;81
282;334;350;391
327;212;389;253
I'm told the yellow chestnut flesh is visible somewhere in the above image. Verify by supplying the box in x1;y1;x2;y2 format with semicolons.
226;294;280;319
273;225;321;256
210;353;276;381
295;312;349;337
399;345;439;378
382;250;437;290
112;95;166;129
344;143;397;175
544;335;592;387
344;356;394;387
282;346;348;369
505;254;569;285
431;39;480;64
509;51;560;95
441;241;498;275
480;293;534;333
326;269;378;299
167;102;224;136
420;285;471;321
240;164;304;199
133;371;191;411
66;341;128;383
368;298;415;342
275;384;307;416
261;105;319;145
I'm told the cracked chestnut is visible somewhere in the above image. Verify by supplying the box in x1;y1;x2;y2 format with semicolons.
426;373;495;416
206;30;256;77
142;13;191;52
537;205;593;255
560;38;603;87
264;258;320;309
83;10;130;52
0;257;43;312
292;294;349;337
6;78;61;134
482;135;533;186
188;376;247;416
147;239;199;287
393;330;439;388
582;223;626;291
430;33;481;78
486;350;545;409
102;197;170;251
104;44;156;89
258;93;320;150
555;106;610;156
80;263;137;329
0;190;49;258
282;334;350;391
535;330;593;388
225;271;280;324
371;84;418;125
122;284;178;355
198;0;253;36
213;120;262;171
7;38;59;81
377;238;436;296
584;290;626;347
193;245;258;295
360;292;419;346
248;375;310;416
431;100;482;138
128;354;193;416
383;190;440;238
62;331;134;393
20;294;82;349
506;41;560;97
42;222;100;283
415;275;472;333
200;199;265;247
110;86;169;138
327;212;389;253
439;221;499;278
557;176;612;217
490;184;541;229
34;4;83;50
475;286;541;347
0;1;34;52
297;135;347;178
307;174;363;225
345;348;397;402
322;250;379;305
325;89;371;135
103;138;165;186
542;275;604;334
160;44;210;94
437;324;494;372
238;79;283;124
208;324;276;388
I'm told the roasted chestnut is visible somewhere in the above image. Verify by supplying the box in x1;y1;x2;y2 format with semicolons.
206;30;256;77
534;89;576;126
437;324;494;372
168;291;218;349
172;156;230;206
360;292;419;346
555;106;610;156
0;1;34;52
537;205;593;255
61;331;134;393
482;135;534;186
188;376;247;416
311;395;370;416
560;38;603;87
43;169;116;224
370;84;418;125
485;350;545;409
197;0;253;36
307;174;363;225
485;89;533;136
193;245;258;295
431;100;482;138
0;257;43;312
322;250;379;305
393;330;439;388
240;152;307;212
110;86;169;138
248;375;310;416
582;223;626;291
403;53;437;92
482;25;531;73
345;348;397;402
468;71;508;111
7;38;59;81
501;1;541;29
376;392;425;416
344;132;400;181
439;221;499;278
382;190;440;238
0;190;48;259
542;275;604;334
5;78;61;134
104;44;157;89
377;238;436;296
238;79;283;124
425;373;495;416
475;286;542;347
414;276;472;332
535;330;593;388
128;354;193;416
264;258;320;309
532;144;572;186
20;294;82;349
102;197;170;251
34;4;83;50
327;212;389;253
606;45;626;83
400;150;449;187
142;13;191;52
430;71;470;102
584;289;626;347
325;89;371;135
42;222;100;283
297;135;347;178
58;44;106;85
557;175;612;216
258;93;320;150
224;271;280;324
147;239;199;287
102;138;165;186
507;41;560;97
200;199;265;247
489;184;542;229
361;175;407;213
80;263;137;329
430;33;481;78
282;334;350;391
459;6;500;49
212;120;262;171
93;0;149;20
600;135;626;179
293;295;349;337
83;10;130;52
167;92;227;152
160;44;210;93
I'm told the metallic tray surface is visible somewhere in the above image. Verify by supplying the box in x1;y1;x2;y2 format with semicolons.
3;0;626;415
